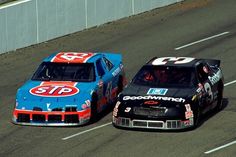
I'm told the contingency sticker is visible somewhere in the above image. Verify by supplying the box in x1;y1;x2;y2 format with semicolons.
147;88;168;95
185;104;193;119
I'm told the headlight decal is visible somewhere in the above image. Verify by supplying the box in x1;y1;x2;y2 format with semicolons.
82;100;91;109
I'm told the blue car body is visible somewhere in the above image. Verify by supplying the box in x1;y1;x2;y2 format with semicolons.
13;52;126;126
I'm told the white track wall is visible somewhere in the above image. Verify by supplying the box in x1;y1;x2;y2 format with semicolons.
0;0;182;54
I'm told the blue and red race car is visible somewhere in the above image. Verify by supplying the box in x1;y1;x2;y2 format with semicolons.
13;52;126;126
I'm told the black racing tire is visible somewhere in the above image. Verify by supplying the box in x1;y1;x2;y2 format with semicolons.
90;93;98;123
215;80;224;111
193;103;201;129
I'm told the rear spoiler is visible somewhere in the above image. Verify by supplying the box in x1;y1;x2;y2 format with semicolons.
205;59;221;67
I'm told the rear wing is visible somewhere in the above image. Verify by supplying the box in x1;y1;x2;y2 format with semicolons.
205;59;221;68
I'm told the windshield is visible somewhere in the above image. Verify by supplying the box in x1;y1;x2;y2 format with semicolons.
132;65;196;88
31;62;95;82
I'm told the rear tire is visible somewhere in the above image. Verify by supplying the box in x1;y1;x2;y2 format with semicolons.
215;80;223;111
193;110;200;128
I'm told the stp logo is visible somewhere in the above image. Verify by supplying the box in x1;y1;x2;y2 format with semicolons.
30;85;79;97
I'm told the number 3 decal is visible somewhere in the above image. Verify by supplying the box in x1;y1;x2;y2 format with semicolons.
152;57;195;65
204;82;213;103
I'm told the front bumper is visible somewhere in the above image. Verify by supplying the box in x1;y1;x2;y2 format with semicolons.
112;116;194;130
12;108;91;126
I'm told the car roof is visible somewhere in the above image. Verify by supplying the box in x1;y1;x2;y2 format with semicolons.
43;52;103;63
146;57;202;67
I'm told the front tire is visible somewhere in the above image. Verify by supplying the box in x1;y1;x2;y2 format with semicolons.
90;94;98;123
193;101;201;129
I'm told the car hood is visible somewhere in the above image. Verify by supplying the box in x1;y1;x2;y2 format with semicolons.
16;80;97;111
119;84;196;106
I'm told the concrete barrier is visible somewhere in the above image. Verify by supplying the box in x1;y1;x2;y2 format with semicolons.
0;0;183;54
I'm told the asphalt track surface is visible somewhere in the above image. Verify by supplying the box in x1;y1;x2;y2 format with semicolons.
0;0;236;156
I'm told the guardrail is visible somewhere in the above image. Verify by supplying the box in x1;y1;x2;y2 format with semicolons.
0;0;183;54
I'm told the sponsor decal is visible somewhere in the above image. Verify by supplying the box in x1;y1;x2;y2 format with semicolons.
184;104;193;119
189;117;194;125
113;101;120;117
208;70;222;85
191;95;197;101
185;111;194;119
197;83;204;97
30;85;79;97
144;100;159;105
46;103;51;111
183;120;191;126
147;88;168;95
51;52;94;63
182;119;193;126
112;67;121;77
115;101;121;108
98;80;104;87
123;95;185;103
185;104;191;111
82;100;91;109
197;83;203;93
196;88;201;93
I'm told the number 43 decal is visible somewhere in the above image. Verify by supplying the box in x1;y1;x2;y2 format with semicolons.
105;82;112;102
152;57;195;65
52;52;94;63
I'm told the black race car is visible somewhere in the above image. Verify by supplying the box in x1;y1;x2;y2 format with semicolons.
113;57;224;130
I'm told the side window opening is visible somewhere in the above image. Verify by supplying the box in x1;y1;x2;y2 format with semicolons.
205;63;213;75
96;59;105;77
197;63;209;82
103;57;114;71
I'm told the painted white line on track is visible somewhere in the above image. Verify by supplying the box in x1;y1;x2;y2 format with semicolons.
62;122;112;140
175;31;230;50
224;80;236;87
203;80;236;154
204;140;236;154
